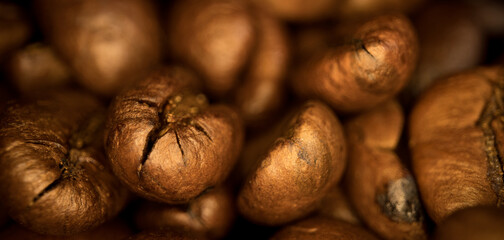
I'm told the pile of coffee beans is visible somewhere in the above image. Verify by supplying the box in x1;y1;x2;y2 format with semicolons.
0;0;503;239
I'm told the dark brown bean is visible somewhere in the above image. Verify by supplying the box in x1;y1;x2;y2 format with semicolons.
291;14;418;113
345;100;427;240
0;91;128;235
105;66;243;204
35;0;161;96
238;100;346;225
410;66;504;223
166;0;255;96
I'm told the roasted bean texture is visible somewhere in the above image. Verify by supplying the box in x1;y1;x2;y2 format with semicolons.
238;100;346;225
1;0;504;238
410;67;504;223
345;100;426;239
0;91;128;235
292;14;418;113
106;66;243;203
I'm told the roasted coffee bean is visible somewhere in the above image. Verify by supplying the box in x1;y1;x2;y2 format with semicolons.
106;66;243;204
410;66;504;223
292;14;418;113
234;10;290;126
433;206;504;240
0;2;31;60
6;43;71;95
35;0;161;96
135;185;234;239
0;219;132;240
0;91;128;235
271;217;379;240
238;100;346;225
345;100;426;240
166;0;255;96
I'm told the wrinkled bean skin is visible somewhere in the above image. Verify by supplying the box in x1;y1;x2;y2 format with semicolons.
410;67;504;223
106;66;244;204
0;91;128;235
292;14;418;113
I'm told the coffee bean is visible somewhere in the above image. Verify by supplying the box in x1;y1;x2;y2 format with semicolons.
238;100;346;225
345;100;427;240
292;14;418;113
410;66;504;223
166;0;255;96
106;66;244;203
0;90;128;235
35;0;161;96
